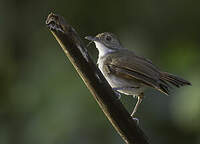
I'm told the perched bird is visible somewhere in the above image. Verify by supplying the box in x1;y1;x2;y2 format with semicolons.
85;32;191;117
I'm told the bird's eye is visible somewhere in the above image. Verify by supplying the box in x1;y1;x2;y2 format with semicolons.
105;35;112;41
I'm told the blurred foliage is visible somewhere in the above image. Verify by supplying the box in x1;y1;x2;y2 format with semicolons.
0;0;200;144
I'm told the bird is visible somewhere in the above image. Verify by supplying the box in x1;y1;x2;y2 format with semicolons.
85;32;191;117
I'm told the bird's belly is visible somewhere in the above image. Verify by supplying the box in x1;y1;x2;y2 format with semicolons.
105;74;144;96
98;59;144;96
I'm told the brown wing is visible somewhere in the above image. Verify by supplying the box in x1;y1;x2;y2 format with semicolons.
105;50;170;95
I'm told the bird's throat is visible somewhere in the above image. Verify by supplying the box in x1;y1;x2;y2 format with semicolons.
94;41;115;58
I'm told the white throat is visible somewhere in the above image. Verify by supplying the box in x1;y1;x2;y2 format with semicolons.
94;41;114;58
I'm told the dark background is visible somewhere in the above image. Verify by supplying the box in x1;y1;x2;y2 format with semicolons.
0;0;199;144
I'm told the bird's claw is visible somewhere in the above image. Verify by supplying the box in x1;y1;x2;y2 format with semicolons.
115;91;121;99
132;117;140;125
113;90;121;100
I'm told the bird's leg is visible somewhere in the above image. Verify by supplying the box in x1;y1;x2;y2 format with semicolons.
113;87;124;91
131;93;144;117
113;87;139;91
112;88;121;99
113;87;140;100
114;90;121;99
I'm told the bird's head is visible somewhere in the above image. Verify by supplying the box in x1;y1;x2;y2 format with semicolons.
85;32;123;57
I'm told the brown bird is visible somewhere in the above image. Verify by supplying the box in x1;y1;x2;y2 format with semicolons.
85;32;191;117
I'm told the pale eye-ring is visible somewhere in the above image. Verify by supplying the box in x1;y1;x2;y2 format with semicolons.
105;35;112;41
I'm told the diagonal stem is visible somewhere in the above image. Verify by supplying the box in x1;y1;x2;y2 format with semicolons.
45;12;149;144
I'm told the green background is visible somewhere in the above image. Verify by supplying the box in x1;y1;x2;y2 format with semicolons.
0;0;199;144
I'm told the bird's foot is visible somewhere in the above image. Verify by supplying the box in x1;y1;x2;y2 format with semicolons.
113;87;124;91
132;117;140;125
113;90;121;100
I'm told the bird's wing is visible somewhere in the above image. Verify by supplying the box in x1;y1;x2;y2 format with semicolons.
105;50;169;94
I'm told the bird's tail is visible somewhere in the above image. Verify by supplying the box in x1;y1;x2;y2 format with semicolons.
161;72;191;88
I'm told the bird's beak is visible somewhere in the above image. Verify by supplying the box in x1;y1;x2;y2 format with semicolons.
85;36;99;42
85;35;100;47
